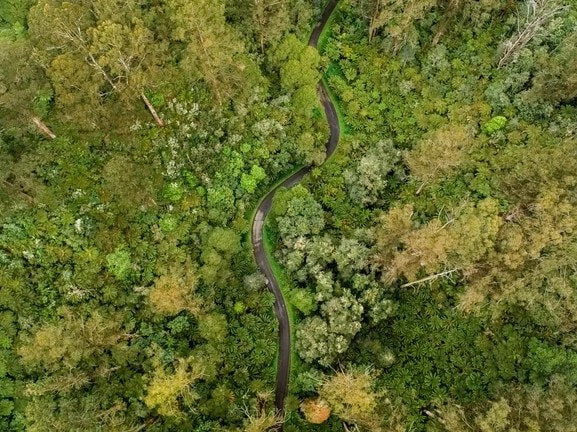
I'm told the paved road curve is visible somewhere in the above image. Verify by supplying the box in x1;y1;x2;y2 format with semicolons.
250;0;341;427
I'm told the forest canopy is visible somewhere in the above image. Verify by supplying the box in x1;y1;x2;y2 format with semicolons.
1;0;577;431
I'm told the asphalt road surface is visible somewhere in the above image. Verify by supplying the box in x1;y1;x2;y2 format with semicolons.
250;0;341;428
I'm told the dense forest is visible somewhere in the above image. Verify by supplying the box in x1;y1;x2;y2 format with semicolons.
1;0;576;431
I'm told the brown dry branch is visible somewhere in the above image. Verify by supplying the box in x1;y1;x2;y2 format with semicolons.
31;116;56;139
141;93;164;127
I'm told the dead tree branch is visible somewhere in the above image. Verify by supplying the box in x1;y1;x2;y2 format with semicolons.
498;0;568;68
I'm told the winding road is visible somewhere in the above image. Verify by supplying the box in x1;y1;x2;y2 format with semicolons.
250;0;341;425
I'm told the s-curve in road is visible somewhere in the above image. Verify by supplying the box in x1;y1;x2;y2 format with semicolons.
250;0;341;429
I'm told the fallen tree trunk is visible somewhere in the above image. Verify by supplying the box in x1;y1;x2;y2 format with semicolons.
141;93;164;127
30;116;56;139
400;268;460;288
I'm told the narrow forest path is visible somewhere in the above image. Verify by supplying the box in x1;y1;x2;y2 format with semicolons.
250;0;341;427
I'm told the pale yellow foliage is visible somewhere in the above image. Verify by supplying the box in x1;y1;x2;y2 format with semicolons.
143;356;204;417
242;412;278;432
432;399;513;432
24;397;135;432
24;372;90;397
458;190;577;321
475;399;511;432
379;199;501;283
373;204;414;274
457;280;491;314
374;205;414;250
19;308;123;371
388;218;453;281
367;0;438;49
430;377;577;432
406;124;474;184
149;270;202;316
319;368;384;431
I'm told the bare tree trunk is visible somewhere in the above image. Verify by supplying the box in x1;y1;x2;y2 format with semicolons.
141;93;164;127
30;116;56;139
400;268;460;288
368;0;381;43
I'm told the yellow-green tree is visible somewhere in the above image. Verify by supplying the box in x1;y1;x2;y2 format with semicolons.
375;199;502;283
251;0;290;53
164;0;246;104
144;354;204;418
429;377;577;432
19;308;125;372
405;124;475;185
0;37;54;138
319;368;396;431
358;0;438;47
149;261;203;316
28;0;170;128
